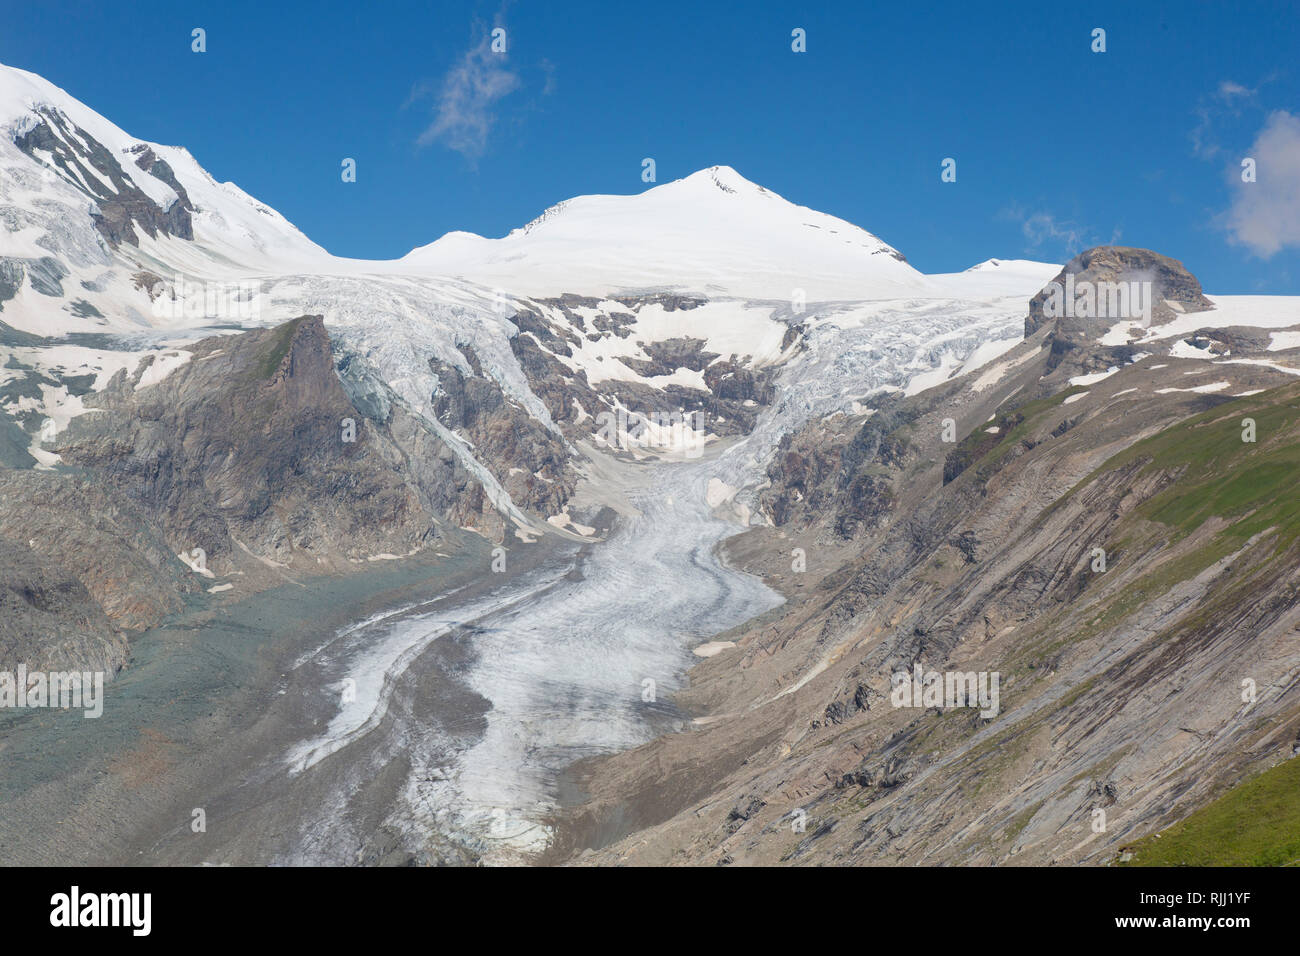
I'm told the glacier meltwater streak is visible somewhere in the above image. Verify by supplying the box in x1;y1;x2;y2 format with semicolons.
279;456;781;863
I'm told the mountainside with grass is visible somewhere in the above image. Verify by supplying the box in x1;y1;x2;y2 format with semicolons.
561;278;1300;867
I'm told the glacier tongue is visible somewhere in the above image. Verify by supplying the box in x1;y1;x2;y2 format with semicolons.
280;451;785;864
265;278;1045;864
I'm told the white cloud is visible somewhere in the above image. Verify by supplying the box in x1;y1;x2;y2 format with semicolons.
1020;212;1088;252
1000;205;1117;257
1225;110;1300;257
414;32;520;159
1191;79;1257;158
1218;80;1252;99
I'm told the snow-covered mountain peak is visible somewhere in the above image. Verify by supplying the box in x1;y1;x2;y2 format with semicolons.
0;60;330;277
964;257;1057;274
0;62;949;304
680;164;765;194
400;165;929;300
0;62;68;128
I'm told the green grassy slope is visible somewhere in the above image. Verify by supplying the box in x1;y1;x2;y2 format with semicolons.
1121;756;1300;866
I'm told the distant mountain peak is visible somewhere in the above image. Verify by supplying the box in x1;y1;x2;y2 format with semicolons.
681;164;762;195
402;165;926;299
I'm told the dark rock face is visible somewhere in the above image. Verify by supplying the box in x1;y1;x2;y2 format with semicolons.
508;331;585;427
430;353;505;429
14;107;194;246
53;316;438;574
1026;245;1214;342
0;469;198;635
764;442;841;526
0;256;69;312
761;397;913;538
621;337;719;378
723;796;767;834
0;363;62;432
127;144;193;215
833;473;895;539
0;259;25;306
704;359;775;405
428;348;576;516
23;256;68;297
377;400;507;541
505;295;782;448
1179;327;1272;354
0;534;127;676
762;431;896;539
0;411;36;469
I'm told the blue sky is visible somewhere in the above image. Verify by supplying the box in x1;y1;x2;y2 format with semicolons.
2;0;1298;291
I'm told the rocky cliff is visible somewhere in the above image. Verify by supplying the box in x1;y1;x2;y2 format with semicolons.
0;315;492;677
53;316;439;576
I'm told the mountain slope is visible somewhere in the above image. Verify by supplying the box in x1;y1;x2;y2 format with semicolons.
0;58;1064;550
559;299;1300;867
401;165;929;300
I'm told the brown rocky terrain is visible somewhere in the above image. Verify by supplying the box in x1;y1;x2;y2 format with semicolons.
557;252;1300;866
53;316;441;576
428;343;576;516
1025;245;1215;379
0;315;496;677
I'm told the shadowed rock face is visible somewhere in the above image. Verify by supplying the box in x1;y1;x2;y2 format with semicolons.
0;533;128;676
1;314;525;675
52;315;439;576
0;468;199;633
0;256;69;315
428;347;576;516
0;464;205;677
1026;245;1214;341
14;107;194;246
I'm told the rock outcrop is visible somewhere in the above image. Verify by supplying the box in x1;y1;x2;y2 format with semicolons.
562;271;1300;867
14;107;194;246
52;316;438;576
0;315;503;677
1025;246;1216;377
1026;245;1214;340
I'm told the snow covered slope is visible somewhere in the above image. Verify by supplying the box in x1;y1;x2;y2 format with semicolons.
928;258;1062;299
22;58;1275;538
397;165;932;301
0;64;330;276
